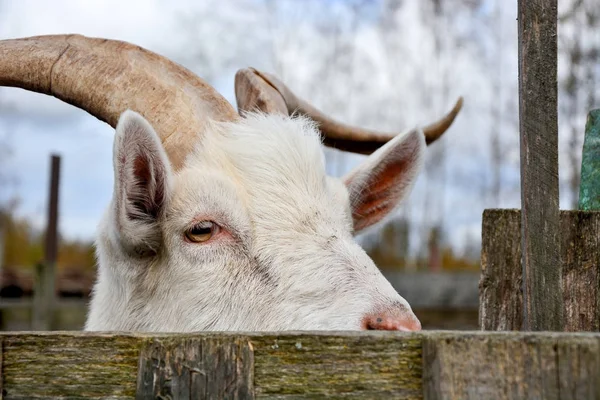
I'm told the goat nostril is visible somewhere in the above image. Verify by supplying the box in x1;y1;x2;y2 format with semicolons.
363;310;421;332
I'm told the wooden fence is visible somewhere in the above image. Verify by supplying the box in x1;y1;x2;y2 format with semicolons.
2;0;600;398
480;210;600;332
0;330;598;399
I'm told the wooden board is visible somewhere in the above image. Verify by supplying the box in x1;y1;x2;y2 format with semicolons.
517;0;563;331
423;332;600;400
480;209;600;331
480;209;523;331
0;331;422;400
3;332;140;399
0;331;599;399
252;333;422;399
136;336;254;399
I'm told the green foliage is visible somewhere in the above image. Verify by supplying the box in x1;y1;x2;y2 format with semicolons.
366;218;479;272
1;210;95;272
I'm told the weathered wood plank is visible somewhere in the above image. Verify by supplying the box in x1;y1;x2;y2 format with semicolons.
423;332;600;400
0;338;3;400
0;332;423;400
555;335;600;400
579;109;600;210
2;332;141;399
480;209;600;331
562;212;600;331
136;336;254;399
518;0;563;331
251;333;422;399
480;209;523;331
0;332;599;399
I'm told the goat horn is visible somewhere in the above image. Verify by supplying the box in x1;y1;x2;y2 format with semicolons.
235;68;288;115
235;68;463;154
0;34;238;170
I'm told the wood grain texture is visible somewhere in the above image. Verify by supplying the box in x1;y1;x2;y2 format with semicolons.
481;209;600;331
2;332;141;400
517;0;563;331
0;331;424;400
250;333;423;399
423;332;600;400
480;209;523;331
0;332;600;399
0;339;3;400
136;336;254;400
561;211;600;331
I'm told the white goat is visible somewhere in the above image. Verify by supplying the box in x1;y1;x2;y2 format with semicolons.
0;35;462;332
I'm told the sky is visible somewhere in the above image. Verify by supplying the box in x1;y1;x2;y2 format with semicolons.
0;0;262;238
0;0;596;258
0;0;179;239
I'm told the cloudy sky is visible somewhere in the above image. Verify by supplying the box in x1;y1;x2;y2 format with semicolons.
0;0;275;238
0;0;181;238
0;0;595;257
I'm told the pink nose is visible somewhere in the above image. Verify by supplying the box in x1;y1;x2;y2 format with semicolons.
362;306;422;331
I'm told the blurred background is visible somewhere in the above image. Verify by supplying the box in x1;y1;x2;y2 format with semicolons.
0;0;598;330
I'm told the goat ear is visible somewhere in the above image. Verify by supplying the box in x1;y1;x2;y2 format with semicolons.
343;129;425;233
112;110;173;257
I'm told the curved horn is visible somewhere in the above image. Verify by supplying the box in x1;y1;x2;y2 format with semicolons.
235;68;288;115
0;34;238;170
235;67;463;154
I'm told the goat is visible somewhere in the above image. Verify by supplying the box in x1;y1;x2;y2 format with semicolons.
0;35;462;332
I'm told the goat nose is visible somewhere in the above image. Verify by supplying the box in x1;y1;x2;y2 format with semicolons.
362;306;422;331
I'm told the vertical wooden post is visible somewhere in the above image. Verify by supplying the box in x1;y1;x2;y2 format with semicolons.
136;337;255;399
32;154;60;330
518;0;564;330
480;209;600;332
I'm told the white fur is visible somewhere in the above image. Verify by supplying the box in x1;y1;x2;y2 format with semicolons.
85;111;424;332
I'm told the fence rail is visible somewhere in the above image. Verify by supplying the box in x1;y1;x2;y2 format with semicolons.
0;331;598;399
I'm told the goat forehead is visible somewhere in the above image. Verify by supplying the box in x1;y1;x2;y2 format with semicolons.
183;113;337;207
189;114;324;183
172;113;354;241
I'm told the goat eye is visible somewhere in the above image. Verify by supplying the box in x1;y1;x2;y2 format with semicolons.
185;221;218;243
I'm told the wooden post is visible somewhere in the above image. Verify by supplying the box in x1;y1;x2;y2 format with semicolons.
137;337;254;399
518;0;564;330
480;209;600;332
423;332;600;399
32;154;60;330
